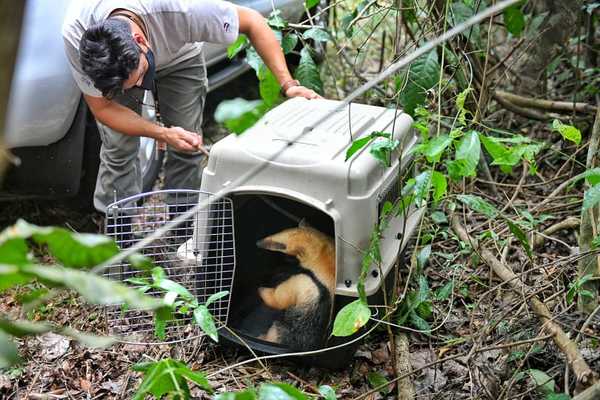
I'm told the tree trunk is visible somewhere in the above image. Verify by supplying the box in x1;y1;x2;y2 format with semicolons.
511;0;583;95
0;1;27;182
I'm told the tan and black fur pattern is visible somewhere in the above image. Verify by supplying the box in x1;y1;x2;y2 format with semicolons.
255;223;336;350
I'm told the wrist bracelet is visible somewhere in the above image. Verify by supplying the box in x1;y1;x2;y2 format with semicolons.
281;79;300;96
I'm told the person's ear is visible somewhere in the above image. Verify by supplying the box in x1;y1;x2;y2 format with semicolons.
133;33;146;47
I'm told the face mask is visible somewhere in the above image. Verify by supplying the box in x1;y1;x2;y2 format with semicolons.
138;47;156;91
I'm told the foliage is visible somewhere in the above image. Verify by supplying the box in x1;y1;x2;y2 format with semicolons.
132;358;212;399
395;51;440;116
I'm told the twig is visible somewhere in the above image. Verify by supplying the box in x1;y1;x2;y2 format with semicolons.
394;333;415;400
450;214;594;385
532;217;580;249
494;90;598;113
286;372;321;395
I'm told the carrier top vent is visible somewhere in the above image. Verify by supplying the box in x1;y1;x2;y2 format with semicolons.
234;98;408;167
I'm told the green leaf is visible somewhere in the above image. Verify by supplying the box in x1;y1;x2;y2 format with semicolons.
526;369;555;395
583;184;600;211
259;383;308;400
21;264;164;310
0;264;31;292
154;306;170;340
267;10;288;29
413;171;432;205
193;305;219;342
451;130;481;179
332;299;371;337
503;4;525;36
61;328;116;348
370;138;400;167
174;366;212;392
346;136;373;161
205;291;229;307
367;372;390;395
457;194;499;218
0;331;20;368
127;253;155;271
431;211;448;224
0;318;52;337
156;278;195;302
302;27;331;42
294;47;323;94
409;310;431;332
245;47;264;75
132;359;206;400
305;0;320;9
449;2;480;42
546;394;570;400
258;65;281;107
506;219;532;258
456;88;473;126
417;247;431;271
227;34;248;59
435;280;454;301
318;385;337;400
581;167;600;186
397;50;440;116
214;98;268;134
215;390;258;400
552;120;581;145
0;238;29;266
414;134;453;163
281;33;298;55
431;171;447;201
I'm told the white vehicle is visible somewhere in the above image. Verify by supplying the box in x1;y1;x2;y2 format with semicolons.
1;0;305;205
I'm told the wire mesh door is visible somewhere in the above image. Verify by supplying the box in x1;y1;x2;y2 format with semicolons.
104;189;235;338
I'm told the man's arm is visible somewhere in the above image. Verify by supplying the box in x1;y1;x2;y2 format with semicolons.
236;6;322;99
84;94;203;153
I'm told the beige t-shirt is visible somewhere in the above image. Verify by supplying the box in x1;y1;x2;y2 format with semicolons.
62;0;240;97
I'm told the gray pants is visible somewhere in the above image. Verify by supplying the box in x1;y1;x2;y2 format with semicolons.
94;53;207;212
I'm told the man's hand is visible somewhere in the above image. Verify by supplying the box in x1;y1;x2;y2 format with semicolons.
285;85;323;100
163;126;204;153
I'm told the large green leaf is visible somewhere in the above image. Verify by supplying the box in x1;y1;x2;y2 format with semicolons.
447;131;480;180
267;10;288;29
332;299;371;337
370;138;400;167
214;98;268;134
22;264;164;310
227;34;248;59
457;194;499;218
431;171;447;201
294;46;323;94
449;2;480;42
397;50;440;116
503;4;525;36
305;0;320;9
0;238;29;266
526;369;555;395
281;33;298;55
0;264;31;292
302;27;331;42
415;134;452;163
258;383;308;400
583;184;600;211
215;391;258;400
552;119;581;145
318;385;337;400
0;220;119;269
193;305;219;342
0;331;19;368
506;219;532;258
258;65;281;107
132;358;212;400
367;371;390;395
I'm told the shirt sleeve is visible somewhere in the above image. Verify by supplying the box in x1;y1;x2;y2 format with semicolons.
63;38;103;97
187;0;240;45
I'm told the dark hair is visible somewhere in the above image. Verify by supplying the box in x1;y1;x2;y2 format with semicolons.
79;18;140;99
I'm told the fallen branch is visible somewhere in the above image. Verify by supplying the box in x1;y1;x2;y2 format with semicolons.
532;217;580;248
492;91;550;121
450;215;594;385
572;380;600;400
495;90;598;114
394;333;415;400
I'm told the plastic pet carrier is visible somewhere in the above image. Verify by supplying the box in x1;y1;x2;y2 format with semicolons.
185;98;423;367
